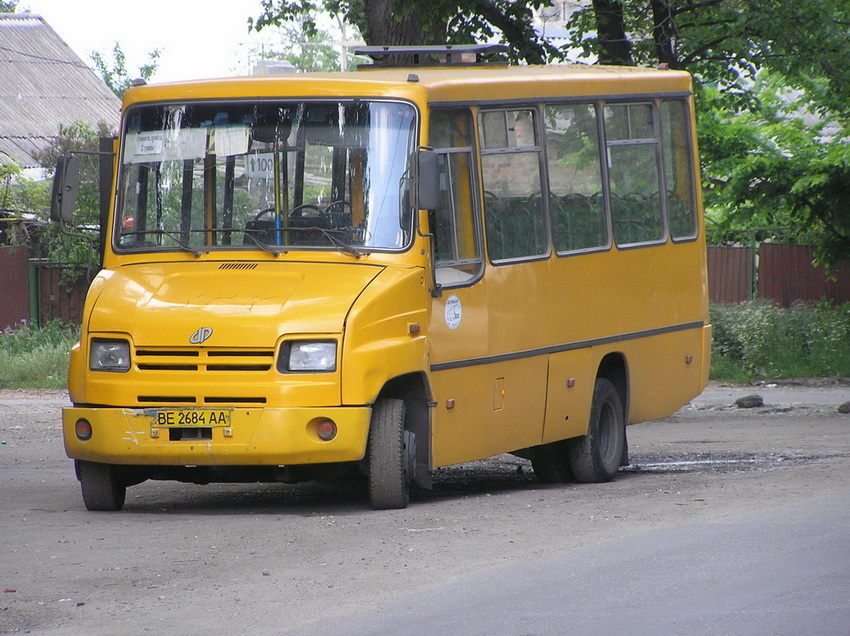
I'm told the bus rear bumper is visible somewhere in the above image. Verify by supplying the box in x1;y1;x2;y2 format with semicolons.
63;405;371;466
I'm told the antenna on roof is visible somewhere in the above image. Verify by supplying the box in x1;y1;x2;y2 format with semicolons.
355;44;510;68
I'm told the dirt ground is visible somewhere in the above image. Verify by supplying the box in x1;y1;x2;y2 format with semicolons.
1;382;849;635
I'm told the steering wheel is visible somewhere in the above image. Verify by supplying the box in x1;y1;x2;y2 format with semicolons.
253;204;324;222
324;200;352;226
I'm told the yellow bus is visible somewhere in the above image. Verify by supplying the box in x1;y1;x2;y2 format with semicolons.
53;45;710;511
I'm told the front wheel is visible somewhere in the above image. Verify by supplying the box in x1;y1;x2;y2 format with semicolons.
76;460;126;511
568;378;625;483
367;399;410;510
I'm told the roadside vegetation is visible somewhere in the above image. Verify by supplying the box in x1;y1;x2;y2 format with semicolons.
2;302;848;390
710;300;850;383
0;320;78;389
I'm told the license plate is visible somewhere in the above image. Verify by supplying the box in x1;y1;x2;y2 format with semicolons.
150;409;231;427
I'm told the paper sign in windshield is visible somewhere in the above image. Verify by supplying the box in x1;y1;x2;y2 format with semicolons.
124;129;207;164
212;125;250;157
247;152;280;180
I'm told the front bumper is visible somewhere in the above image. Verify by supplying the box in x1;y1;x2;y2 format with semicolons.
63;405;371;466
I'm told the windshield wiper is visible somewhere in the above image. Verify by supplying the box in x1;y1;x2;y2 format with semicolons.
120;229;204;257
285;226;362;259
211;227;286;258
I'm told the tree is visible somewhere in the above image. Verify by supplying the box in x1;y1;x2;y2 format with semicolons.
567;1;850;113
249;11;358;72
29;121;114;273
90;43;160;98
250;0;558;64
0;1;19;12
699;74;850;265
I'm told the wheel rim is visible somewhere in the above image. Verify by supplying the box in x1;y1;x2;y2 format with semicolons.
598;400;620;467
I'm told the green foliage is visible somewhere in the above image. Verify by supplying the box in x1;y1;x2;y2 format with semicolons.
710;301;850;381
699;74;850;265
27;121;112;277
567;1;850;111
90;43;160;98
0;1;18;11
249;14;355;72
0;320;79;389
250;0;558;64
0;159;51;246
0;158;23;212
35;121;110;225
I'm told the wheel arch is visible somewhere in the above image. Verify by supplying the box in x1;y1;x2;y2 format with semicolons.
375;371;433;489
596;352;628;417
596;352;629;466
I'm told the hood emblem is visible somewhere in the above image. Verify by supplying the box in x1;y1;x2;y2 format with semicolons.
190;327;213;344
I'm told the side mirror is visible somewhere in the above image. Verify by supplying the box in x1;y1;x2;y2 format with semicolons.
416;149;440;211
50;155;80;224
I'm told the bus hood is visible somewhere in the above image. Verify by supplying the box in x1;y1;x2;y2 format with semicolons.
87;262;384;347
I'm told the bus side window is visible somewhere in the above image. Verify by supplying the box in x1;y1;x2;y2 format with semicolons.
661;99;697;240
604;103;665;246
544;103;609;252
479;109;546;261
429;108;483;286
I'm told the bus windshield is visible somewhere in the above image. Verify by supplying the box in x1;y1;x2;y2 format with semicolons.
116;100;417;254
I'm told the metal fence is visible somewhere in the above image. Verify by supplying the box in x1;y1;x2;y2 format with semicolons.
707;246;755;304
0;249;90;328
0;246;30;329
709;243;850;306
32;260;90;325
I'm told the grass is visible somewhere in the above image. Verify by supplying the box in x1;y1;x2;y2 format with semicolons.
0;320;79;389
2;301;848;389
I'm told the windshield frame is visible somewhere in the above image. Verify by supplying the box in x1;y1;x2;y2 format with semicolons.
112;97;421;257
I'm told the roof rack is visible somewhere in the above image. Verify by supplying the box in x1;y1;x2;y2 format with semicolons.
355;44;509;68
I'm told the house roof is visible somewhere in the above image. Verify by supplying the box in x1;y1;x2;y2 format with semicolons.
0;13;121;169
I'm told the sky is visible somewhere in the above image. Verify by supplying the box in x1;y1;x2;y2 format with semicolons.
18;0;274;82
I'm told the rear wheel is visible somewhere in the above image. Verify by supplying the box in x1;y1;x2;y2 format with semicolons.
76;460;126;511
367;399;410;510
568;378;625;483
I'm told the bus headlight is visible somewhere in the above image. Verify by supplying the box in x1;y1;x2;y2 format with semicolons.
280;341;337;372
89;339;131;372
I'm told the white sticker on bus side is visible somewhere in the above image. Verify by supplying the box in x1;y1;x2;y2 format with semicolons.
445;294;462;329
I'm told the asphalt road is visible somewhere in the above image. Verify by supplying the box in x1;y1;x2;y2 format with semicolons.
1;382;849;635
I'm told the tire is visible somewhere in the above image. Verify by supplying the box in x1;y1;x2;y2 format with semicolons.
367;398;410;510
531;441;573;483
568;378;625;483
76;460;126;511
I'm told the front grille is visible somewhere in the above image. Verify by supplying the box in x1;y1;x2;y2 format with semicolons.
132;346;275;406
134;347;275;372
204;397;267;404
136;395;267;405
138;395;196;403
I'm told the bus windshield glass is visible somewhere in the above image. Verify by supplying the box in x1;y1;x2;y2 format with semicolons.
116;100;417;254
